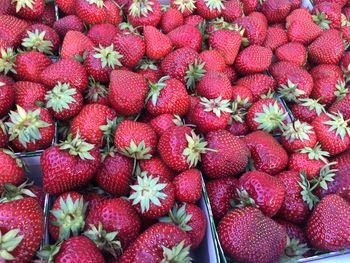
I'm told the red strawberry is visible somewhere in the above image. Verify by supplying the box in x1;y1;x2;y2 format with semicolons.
170;0;196;17
235;45;272;75
244;131;289;175
136;59;163;83
85;77;110;106
329;94;350;119
0;149;24;194
138;156;176;181
160;8;184;33
0;198;44;262
286;8;312;27
87;23;119;47
10;0;44;20
184;14;204;26
275;42;307;66
173;169;202;203
60;30;94;60
199;50;226;73
236;170;286;217
235;13;268;45
312;2;341;29
38;2;55;26
168;24;202;52
144;26;172;60
49;191;87;241
263;26;288;51
40;58;88;93
56;0;75;14
262;0;292;23
75;0;107;25
306;194;350;251
236;73;276;101
53;16;84;39
223;66;238;83
218;207;287;263
287;19;323;44
104;0;123;25
209;29;242;65
232;85;254;105
0;120;9;148
202;129;250;179
222;0;243;22
113;33;145;68
109;70;148;116
314;0;346;6
14;81;46;109
0;75;14;118
128;0;162;27
196;0;225;19
291;98;326;123
0;15;28;48
41;134;101;195
150;114;182;137
196;70;232;100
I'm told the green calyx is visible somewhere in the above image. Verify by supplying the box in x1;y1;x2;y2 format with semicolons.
334;80;349;101
298;98;326;117
208;17;238;32
0;229;24;261
100;116;123;150
86;76;109;102
185;59;206;90
129;172;168;213
341;14;350;27
22;29;54;55
84;223;122;258
59;133;95;160
0;181;35;203
260;89;275;99
120;139;152;160
312;11;331;30
5;105;51;148
298;172;320;210
204;0;224;12
235;188;258;209
229;102;248;124
172;115;184;126
146;76;170;106
93;44;123;69
278;79;306;103
0;48;17;75
86;0;105;8
183;130;214;168
253;101;288;132
315;162;338;191
281;120;314;143
323;112;350;141
280;236;309;263
159;203;193;232
200;96;232;118
129;0;154;17
299;142;330;163
50;194;87;241
12;0;34;12
37;242;62;263
173;0;196;13
160;240;192;263
45;82;77;113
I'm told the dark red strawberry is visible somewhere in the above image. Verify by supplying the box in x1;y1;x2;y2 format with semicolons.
329;94;350;119
75;0;107;25
9;0;44;20
170;0;196;17
0;120;9;148
168;24;202;52
173;169;202;203
196;0;225;19
127;0;162;27
113;33;145;68
287;19;323;44
160;8;184;34
312;2;341;29
56;0;75;15
0;75;14;118
138;156;176;182
236;73;276;101
199;50;226;73
235;45;272;75
0;149;24;194
235;13;268;45
14;81;46;109
150;114;182;137
104;0;123;25
85;77;110;106
290;98;326;123
87;23;119;47
275;42;307;66
196;70;232;100
263;26;288;51
262;0;292;23
222;0;243;22
53;15;84;39
60;30;94;60
0;15;28;48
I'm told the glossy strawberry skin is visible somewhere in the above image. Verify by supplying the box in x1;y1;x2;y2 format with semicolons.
235;13;268;46
144;25;172;60
236;74;276;101
60;30;94;60
150;114;178;137
10;0;44;20
0;149;25;194
196;0;222;19
281;127;317;153
14;81;46;110
0;75;14;118
261;0;292;23
275;42;307;66
168;25;202;52
113;33;145;68
288;152;326;180
160;8;184;33
75;0;107;25
127;0;162;27
287;19;323;45
138;156;176;181
173;169;202;203
196;71;232;100
199;50;226;73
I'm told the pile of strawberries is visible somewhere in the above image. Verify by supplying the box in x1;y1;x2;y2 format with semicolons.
1;0;350;262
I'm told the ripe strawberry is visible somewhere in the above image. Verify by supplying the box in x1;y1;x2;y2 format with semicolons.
262;0;292;23
71;103;116;145
109;70;148;115
223;66;238;83
202;129;249;179
85;198;141;250
235;13;268;46
0;15;28;49
218;207;287;263
287;19;323;44
0;149;24;194
160;8;184;33
173;169;202;203
281;120;317;153
10;0;44;20
291;98;326;123
150;114;182;137
41;134;101;195
196;0;224;19
158;126;211;172
38;2;55;26
329;94;350;119
87;23;119;47
138;156;176;181
169;25;202;52
14;81;46;109
222;0;243;22
144;26;172;60
196;70;232;100
314;0;346;6
209;29;242;65
0;75;14;118
56;0;75;14
270;61;303;81
231;85;254;104
235;45;272;75
184;14;204;26
0;198;44;262
263;26;288;51
244;131;289;175
75;0;107;25
14;51;52;83
40;58;88;93
60;30;94;60
236;73;276;101
275;42;307;66
312;2;341;29
170;0;195;17
246;98;287;133
286;8;312;27
53;16;84;39
121;223;191;262
160;203;206;249
104;0;123;25
199;50;226;73
0;120;9;148
306;194;350;251
85;77;110;106
113;33;145;68
128;0;162;26
49;192;87;241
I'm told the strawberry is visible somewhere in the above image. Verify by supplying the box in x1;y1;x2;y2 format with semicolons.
314;0;346;6
87;23;119;47
39;2;55;27
308;29;345;65
85;77;110;106
202;129;249;179
306;194;350;251
113;33;145;68
158;126;211;172
261;0;292;23
52;15;84;39
0;15;28;48
198;50;226;73
235;45;272;75
0;75;14;118
128;0;162;27
209;29;242;65
235;13;268;46
160;8;184;33
75;0;107;25
40;58;88;93
160;203;206;249
10;0;44;20
286;8;312;27
270;61;304;82
184;14;204;26
196;0;224;19
41;133;101;195
0;149;24;194
150;114;182;137
0;120;9;148
85;44;123;83
236;170;286;217
170;0;196;17
246;98;287;133
6;106;54;152
275;42;307;66
241;0;259;14
244;130;289;174
173;168;202;203
312;112;350;156
223;65;238;83
71;104;116;146
109;70;148;116
45;82;84;120
263;26;288;51
49;192;87;241
14;51;52;83
85;198;141;251
14;81;46;109
236;73;276;101
231;85;254;105
218;207;287;263
291;98;326;123
281;120;317;153
0;198;44;262
114;120;157;160
104;0;123;25
121;223;191;262
56;0;75;15
60;30;94;60
222;0;243;22
287;19;323;44
168;25;202;52
329;94;350;119
138;156;176;181
144;26;172;60
146;76;190;116
312;2;341;29
196;70;232;100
